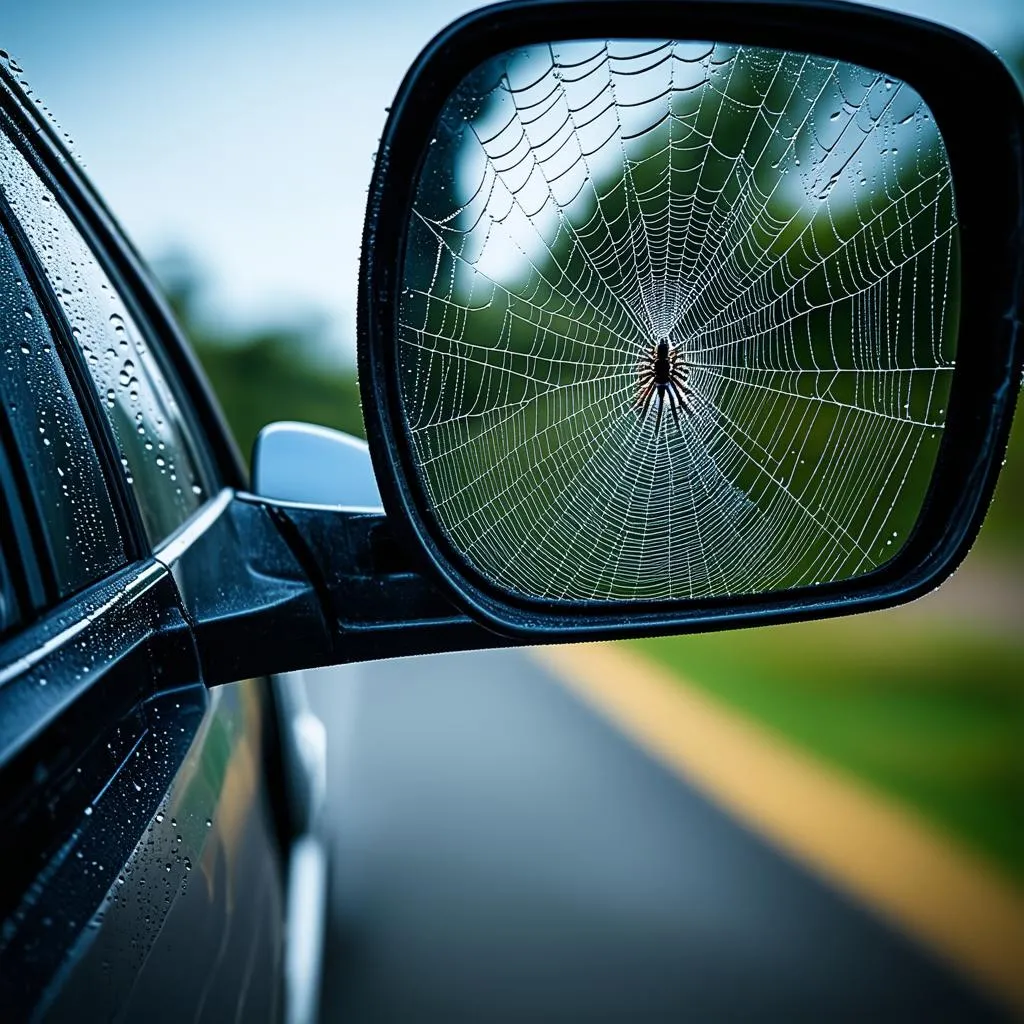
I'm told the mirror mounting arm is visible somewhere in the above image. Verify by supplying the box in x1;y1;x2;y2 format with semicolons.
199;494;509;684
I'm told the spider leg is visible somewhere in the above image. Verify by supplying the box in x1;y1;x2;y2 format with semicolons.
667;384;682;431
654;388;664;434
639;380;656;419
669;373;695;416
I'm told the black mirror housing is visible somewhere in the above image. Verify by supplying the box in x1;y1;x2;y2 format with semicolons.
358;0;1024;644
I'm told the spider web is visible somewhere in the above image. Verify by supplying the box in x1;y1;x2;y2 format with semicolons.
397;40;958;602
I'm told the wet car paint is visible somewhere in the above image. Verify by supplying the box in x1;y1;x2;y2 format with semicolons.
0;552;288;1022
41;681;286;1024
0;50;298;1024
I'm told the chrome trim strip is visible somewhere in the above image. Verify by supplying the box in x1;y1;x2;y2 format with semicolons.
154;488;234;565
283;835;328;1024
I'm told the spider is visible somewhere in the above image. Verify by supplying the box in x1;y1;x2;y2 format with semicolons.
638;338;694;433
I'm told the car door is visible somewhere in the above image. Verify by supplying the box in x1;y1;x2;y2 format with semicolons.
0;60;290;1024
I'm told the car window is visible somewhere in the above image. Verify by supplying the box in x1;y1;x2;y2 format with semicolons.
0;208;126;598
0;512;19;635
0;123;214;546
0;551;15;634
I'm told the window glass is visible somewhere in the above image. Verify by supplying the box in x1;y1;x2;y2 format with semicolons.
0;125;213;545
0;213;126;595
0;477;20;631
0;545;16;635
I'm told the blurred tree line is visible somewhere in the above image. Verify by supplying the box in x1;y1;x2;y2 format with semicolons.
156;257;365;467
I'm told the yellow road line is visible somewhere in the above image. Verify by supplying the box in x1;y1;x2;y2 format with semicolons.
533;641;1024;1016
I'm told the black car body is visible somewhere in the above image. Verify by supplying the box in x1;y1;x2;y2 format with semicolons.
0;52;326;1023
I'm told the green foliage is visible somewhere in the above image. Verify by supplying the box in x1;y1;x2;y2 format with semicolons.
159;263;364;466
976;406;1024;560
189;330;364;464
632;607;1024;882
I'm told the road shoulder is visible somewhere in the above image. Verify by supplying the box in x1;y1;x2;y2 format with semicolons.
535;642;1024;1017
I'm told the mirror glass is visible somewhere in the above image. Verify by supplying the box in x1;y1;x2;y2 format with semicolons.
397;40;959;603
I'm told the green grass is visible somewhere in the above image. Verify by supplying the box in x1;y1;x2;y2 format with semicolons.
630;606;1024;883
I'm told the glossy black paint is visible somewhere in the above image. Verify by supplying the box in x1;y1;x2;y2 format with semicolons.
0;547;289;1021
0;53;292;1023
162;493;332;685
41;682;286;1024
0;564;192;994
172;492;506;687
262;497;509;666
358;0;1024;641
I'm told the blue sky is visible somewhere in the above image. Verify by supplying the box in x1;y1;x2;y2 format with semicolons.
4;0;1022;362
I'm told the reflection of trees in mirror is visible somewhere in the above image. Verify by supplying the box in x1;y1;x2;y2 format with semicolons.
156;258;364;466
400;40;959;603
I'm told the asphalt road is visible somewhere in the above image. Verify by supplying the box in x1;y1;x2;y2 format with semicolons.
304;649;1005;1023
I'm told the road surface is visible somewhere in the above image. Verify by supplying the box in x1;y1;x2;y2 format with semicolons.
304;649;1005;1022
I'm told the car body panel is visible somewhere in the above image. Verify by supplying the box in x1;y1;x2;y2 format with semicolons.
0;544;290;1021
0;46;304;1024
40;681;286;1024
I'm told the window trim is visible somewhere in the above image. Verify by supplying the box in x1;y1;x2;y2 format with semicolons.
0;420;46;622
0;182;148;565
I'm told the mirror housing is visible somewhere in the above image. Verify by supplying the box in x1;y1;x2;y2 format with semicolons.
357;0;1024;643
253;421;383;508
164;7;1024;687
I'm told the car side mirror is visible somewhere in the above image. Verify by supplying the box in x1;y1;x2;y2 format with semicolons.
170;1;1024;685
356;0;1024;644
